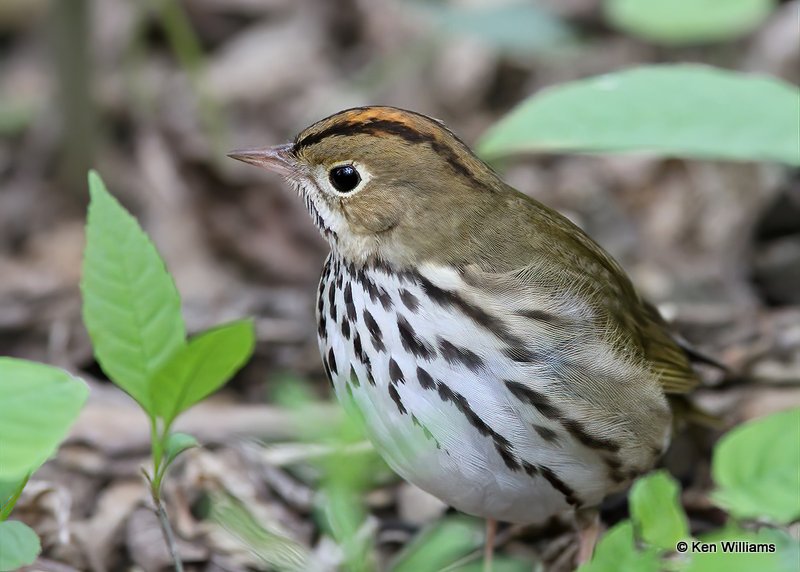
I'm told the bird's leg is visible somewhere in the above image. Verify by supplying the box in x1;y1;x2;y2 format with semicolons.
483;518;497;572
575;508;601;565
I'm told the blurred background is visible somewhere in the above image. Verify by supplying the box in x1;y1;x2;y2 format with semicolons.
1;0;798;570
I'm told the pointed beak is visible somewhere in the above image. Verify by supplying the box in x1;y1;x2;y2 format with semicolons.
227;143;297;177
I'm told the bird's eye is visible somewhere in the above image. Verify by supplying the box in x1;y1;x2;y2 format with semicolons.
329;164;361;194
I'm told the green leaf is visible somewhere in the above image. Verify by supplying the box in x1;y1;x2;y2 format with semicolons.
685;525;798;572
577;521;660;572
0;480;20;513
163;432;199;467
0;476;28;521
0;520;41;571
712;408;800;524
81;170;186;414
415;1;572;55
629;470;689;550
0;358;88;479
150;319;254;423
321;485;371;572
208;492;308;572
478;65;800;166
391;516;483;572
605;0;775;45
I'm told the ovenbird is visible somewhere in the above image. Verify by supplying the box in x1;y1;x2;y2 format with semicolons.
229;107;699;568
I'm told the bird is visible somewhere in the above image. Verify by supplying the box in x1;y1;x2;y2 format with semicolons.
229;106;700;569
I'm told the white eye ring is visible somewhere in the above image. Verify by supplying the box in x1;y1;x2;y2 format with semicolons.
318;161;371;196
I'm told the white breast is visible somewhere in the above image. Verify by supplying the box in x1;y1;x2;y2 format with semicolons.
315;255;642;524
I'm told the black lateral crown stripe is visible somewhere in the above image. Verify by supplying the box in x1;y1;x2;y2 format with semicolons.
296;118;430;149
294;114;477;180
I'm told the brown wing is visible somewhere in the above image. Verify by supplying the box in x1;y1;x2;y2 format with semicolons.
459;187;701;395
632;302;700;394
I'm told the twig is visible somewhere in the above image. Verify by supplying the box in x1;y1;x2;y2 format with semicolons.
154;491;185;572
142;466;184;572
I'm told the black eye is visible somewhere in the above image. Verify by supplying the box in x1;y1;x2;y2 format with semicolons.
329;165;361;193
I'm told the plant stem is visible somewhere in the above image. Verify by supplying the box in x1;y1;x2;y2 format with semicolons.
0;474;30;521
150;416;164;490
153;491;185;572
148;416;183;571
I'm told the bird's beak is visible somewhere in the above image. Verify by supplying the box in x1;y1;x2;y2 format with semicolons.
227;143;297;177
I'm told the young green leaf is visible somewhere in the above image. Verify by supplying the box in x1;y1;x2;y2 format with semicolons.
478;65;800;166
605;0;774;45
629;470;689;550
391;517;483;572
81;170;186;414
163;432;199;467
577;521;660;572
0;520;41;571
149;319;254;424
0;358;88;479
712;408;800;524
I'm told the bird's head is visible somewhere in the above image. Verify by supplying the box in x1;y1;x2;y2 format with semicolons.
229;106;504;265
